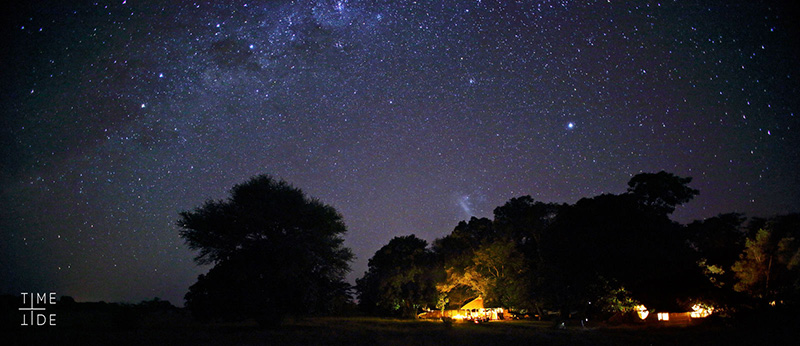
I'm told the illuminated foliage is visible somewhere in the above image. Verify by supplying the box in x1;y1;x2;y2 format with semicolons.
732;216;800;304
594;281;641;314
732;229;774;296
362;173;800;321
688;213;747;290
438;239;529;309
356;235;438;317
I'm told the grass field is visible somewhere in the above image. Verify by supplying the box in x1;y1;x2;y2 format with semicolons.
6;314;800;346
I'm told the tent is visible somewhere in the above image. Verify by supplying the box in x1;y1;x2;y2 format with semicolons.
418;297;508;321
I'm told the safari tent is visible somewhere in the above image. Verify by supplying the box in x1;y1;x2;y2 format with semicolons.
418;297;509;321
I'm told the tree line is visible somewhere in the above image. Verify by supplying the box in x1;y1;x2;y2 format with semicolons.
357;171;800;320
177;172;800;325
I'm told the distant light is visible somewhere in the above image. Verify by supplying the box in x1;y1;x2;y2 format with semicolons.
567;122;575;129
690;303;714;318
635;305;649;320
141;103;146;108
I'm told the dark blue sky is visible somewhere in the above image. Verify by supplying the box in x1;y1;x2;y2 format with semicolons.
2;0;798;306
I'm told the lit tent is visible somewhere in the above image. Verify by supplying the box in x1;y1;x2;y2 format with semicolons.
419;297;508;321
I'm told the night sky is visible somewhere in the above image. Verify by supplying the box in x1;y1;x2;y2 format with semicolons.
2;0;798;306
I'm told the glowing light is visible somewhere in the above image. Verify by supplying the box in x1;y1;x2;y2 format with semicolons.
657;312;669;321
635;305;649;320
567;122;575;129
690;303;714;318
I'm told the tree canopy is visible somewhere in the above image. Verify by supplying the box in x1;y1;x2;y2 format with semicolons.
355;235;438;317
732;214;800;304
626;171;699;215
687;213;747;292
178;175;353;325
359;171;717;320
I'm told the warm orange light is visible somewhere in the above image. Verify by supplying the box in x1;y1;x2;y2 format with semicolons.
634;305;649;320
442;306;506;322
690;304;713;318
657;312;669;321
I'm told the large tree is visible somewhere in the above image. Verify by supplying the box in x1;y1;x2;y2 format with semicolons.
356;235;438;317
432;217;498;309
178;175;353;325
732;214;800;305
492;197;565;314
540;172;704;316
626;170;699;216
437;239;530;310
687;213;747;289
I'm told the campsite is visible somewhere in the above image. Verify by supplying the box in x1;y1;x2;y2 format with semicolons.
5;1;800;344
5;174;799;344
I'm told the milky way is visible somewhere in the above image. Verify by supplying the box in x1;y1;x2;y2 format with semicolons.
2;0;798;305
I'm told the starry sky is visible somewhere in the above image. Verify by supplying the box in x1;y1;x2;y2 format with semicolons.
2;0;799;306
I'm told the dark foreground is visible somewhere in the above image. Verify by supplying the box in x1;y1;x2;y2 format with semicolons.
5;309;800;346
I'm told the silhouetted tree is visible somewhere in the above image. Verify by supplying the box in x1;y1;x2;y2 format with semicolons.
688;213;747;289
539;194;641;318
435;217;497;257
541;172;704;316
493;197;565;314
356;235;438;317
179;175;353;325
59;295;76;305
627;170;699;216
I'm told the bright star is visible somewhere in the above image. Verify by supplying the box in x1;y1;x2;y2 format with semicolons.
567;122;575;129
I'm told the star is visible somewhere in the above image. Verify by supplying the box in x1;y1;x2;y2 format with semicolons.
1;0;797;307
